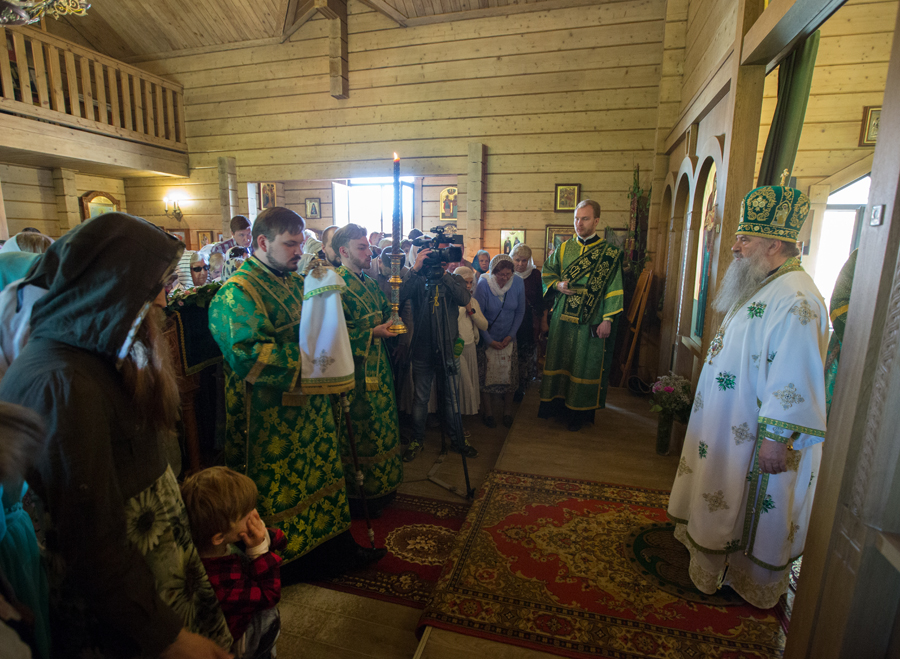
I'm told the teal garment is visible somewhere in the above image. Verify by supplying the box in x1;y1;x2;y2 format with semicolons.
0;253;38;289
0;482;50;659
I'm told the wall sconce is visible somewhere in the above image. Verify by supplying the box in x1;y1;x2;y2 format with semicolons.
164;197;183;222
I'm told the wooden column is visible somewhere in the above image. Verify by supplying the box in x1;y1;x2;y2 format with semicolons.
217;156;237;236
707;0;767;355
803;183;830;281
0;177;9;241
323;0;349;99
785;5;900;654
467;143;485;254
52;167;80;234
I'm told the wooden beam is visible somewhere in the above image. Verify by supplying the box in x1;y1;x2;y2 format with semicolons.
281;0;318;43
357;0;409;26
402;0;623;27
52;167;81;233
741;0;845;71
327;0;349;99
818;153;876;192
277;0;298;36
0;112;189;178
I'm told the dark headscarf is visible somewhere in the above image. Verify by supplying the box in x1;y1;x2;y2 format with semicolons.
26;212;183;361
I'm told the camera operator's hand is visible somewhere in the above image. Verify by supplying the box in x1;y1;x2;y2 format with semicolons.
374;320;399;339
490;340;504;350
500;336;512;348
413;249;432;272
557;280;576;295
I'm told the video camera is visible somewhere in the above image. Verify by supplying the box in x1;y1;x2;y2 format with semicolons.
412;226;463;278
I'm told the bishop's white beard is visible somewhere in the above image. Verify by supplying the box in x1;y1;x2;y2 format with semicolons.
712;252;770;314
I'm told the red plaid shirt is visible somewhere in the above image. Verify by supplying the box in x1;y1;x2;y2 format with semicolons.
201;528;286;640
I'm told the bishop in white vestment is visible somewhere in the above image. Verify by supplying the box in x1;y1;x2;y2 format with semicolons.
668;183;828;609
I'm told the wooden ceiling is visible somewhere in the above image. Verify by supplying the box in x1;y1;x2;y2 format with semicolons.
43;0;578;60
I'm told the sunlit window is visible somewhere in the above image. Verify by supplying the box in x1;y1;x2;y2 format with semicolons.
332;177;415;239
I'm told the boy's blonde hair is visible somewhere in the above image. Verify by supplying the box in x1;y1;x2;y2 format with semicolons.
180;466;258;550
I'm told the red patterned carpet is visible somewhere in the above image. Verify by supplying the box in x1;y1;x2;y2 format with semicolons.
314;494;470;608
419;471;786;659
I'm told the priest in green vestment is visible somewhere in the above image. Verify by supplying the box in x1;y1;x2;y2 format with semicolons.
539;199;624;431
332;224;404;516
209;208;384;574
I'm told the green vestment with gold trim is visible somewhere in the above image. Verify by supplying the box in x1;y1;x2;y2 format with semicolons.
539;237;624;411
336;266;403;499
208;256;351;562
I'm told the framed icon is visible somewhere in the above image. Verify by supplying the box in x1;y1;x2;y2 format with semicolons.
440;187;458;220
197;230;215;248
545;225;573;255
169;229;189;248
80;190;121;221
305;198;321;219
859;106;881;146
554;184;581;212
259;183;276;209
500;229;525;255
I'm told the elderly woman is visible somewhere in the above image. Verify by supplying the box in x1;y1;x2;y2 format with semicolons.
175;250;209;289
454;266;488;430
472;249;490;285
474;254;525;428
511;244;544;402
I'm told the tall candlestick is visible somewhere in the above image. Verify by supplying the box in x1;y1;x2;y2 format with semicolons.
389;153;407;333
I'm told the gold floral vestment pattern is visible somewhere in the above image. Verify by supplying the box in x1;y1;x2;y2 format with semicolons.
336;267;403;499
208;257;351;561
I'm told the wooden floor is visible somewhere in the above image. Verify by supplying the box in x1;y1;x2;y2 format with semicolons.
277;384;680;658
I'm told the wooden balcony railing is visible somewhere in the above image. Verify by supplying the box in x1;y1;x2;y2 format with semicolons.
0;26;187;152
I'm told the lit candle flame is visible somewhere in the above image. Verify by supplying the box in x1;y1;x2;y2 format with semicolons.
394;153;399;161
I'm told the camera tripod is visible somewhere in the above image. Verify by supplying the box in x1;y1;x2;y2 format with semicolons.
421;272;475;500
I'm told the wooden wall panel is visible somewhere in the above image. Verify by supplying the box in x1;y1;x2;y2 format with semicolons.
756;0;898;194
0;164;60;236
680;0;738;116
127;0;666;265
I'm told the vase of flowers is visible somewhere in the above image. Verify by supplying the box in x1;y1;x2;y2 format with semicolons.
650;374;693;455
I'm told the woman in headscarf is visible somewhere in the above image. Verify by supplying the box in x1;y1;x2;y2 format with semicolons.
221;246;249;281
0;214;232;657
0;402;49;659
472;249;490;286
454;267;488;432
511;244;543;402
175;250;209;290
474;254;525;428
0;233;52;255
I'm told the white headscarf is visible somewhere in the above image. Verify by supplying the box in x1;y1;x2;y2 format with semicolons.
176;251;207;289
511;245;535;280
487;254;514;300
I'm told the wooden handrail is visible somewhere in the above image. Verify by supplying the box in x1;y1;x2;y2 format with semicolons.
0;26;187;153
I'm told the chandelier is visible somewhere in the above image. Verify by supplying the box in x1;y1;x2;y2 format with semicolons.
0;0;90;25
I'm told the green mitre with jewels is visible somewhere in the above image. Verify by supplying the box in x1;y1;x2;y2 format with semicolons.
736;185;810;243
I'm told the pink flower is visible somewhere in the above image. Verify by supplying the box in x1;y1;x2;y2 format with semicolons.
664;386;674;393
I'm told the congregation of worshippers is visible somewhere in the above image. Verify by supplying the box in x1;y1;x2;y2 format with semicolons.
0;184;837;658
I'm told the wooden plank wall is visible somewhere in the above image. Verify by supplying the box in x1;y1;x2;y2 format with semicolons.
756;0;898;194
0;164;57;236
0;164;127;237
680;0;738;116
126;0;667;265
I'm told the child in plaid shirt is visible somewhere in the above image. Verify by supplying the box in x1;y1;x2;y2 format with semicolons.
181;467;286;659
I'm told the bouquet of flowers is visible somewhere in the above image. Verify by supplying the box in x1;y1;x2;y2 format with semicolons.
167;282;222;311
649;373;693;424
